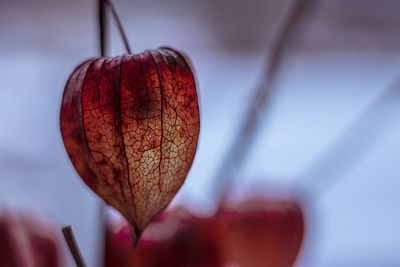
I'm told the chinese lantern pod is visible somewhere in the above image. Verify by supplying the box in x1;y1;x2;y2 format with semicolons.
60;47;200;235
0;210;65;267
219;199;304;267
104;208;224;267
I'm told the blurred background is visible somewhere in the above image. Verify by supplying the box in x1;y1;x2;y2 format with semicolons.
1;0;400;266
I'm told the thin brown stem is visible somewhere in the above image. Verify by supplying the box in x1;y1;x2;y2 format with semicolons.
62;225;87;267
213;0;318;199
105;0;132;54
97;1;109;264
98;0;107;56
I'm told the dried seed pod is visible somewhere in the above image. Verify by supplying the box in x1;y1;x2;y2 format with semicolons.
0;209;65;267
218;198;304;267
60;47;200;239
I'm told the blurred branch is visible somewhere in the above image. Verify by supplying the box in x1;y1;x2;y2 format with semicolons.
62;225;87;267
297;78;400;196
213;0;318;199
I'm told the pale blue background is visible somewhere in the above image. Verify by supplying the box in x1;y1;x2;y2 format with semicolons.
1;0;400;266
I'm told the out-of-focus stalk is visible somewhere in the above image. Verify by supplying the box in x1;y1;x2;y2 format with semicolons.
213;0;318;200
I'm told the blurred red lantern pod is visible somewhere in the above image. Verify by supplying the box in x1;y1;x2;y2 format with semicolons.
0;209;65;267
217;198;304;267
104;207;224;267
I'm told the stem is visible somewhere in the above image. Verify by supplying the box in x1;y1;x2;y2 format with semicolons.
98;0;107;56
62;225;87;267
98;1;108;264
105;0;132;54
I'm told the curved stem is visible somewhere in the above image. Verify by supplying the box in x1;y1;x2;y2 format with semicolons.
105;0;132;54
